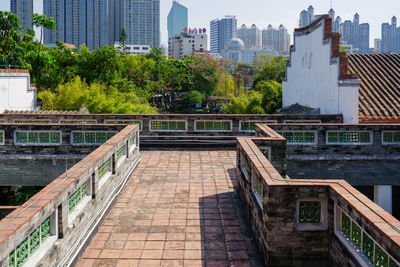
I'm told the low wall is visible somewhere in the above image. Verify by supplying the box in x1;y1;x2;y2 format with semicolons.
0;125;140;266
260;124;400;185
0;113;342;145
237;124;400;266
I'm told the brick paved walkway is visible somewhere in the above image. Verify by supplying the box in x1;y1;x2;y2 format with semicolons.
76;150;261;267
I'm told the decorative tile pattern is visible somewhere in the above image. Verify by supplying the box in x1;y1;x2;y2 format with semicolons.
299;201;321;224
72;132;116;144
195;121;231;131
338;208;398;266
327;131;370;144
99;159;111;180
15;131;61;144
383;132;400;144
68;183;88;213
116;145;126;162
9;217;51;267
151;121;186;131
277;131;316;143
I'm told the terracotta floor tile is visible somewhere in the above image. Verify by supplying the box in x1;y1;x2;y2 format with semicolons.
125;240;146;250
144;241;165;250
99;249;121;259
141;249;163;259
161;259;184;267
163;250;184;260
120;249;142;259
116;259;139;267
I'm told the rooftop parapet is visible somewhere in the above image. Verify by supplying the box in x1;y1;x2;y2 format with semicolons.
0;124;140;266
236;123;400;266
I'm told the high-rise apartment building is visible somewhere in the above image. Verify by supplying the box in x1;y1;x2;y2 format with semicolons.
168;31;207;59
120;0;160;47
237;24;261;49
10;0;33;30
167;1;188;38
261;25;290;54
374;38;382;53
381;16;400;53
44;0;110;50
44;0;160;50
299;6;314;27
209;16;237;53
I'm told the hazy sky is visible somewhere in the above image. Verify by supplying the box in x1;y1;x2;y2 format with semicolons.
1;0;398;47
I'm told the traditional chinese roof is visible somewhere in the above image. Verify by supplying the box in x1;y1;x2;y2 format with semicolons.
347;54;400;122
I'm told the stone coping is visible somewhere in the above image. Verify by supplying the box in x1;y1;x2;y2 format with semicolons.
0;124;139;247
240;124;400;248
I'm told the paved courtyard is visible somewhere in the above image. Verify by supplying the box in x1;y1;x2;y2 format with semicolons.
76;150;262;267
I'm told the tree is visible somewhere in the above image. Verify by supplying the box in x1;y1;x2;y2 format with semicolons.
0;11;35;67
252;55;287;88
255;80;282;113
182;90;206;108
32;14;56;62
223;91;265;114
118;28;128;54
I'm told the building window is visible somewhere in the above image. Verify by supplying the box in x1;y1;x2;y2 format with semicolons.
14;131;62;145
71;131;116;145
277;131;317;144
195;121;231;131
327;131;372;144
336;206;399;266
382;131;400;144
150;120;186;131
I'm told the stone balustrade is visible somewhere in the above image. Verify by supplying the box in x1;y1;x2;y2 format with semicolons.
0;124;140;266
237;124;400;266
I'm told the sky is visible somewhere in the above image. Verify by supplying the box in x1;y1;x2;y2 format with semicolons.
1;0;399;47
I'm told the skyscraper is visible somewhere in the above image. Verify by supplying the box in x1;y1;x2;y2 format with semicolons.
119;0;160;47
209;16;237;53
299;6;314;27
237;24;261;49
381;16;400;53
10;0;33;30
44;0;110;50
167;1;188;38
261;24;290;54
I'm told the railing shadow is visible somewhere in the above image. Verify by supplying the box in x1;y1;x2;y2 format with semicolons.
198;168;264;267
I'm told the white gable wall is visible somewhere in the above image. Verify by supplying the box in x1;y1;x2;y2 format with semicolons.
0;72;37;113
282;19;359;123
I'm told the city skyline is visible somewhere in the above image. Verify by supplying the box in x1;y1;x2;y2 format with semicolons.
1;0;399;47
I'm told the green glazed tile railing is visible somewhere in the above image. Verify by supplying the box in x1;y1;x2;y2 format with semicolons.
383;132;400;143
116;145;126;162
298;201;321;223
129;134;136;146
72;131;116;144
339;208;399;267
98;159;111;180
15;131;61;144
277;131;316;143
327;131;370;144
59;120;97;124
196;121;231;131
9;217;51;267
14;120;51;124
151;121;186;131
68;183;88;213
0;131;4;144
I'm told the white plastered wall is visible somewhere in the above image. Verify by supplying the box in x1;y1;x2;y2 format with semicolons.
282;20;359;123
0;72;37;113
